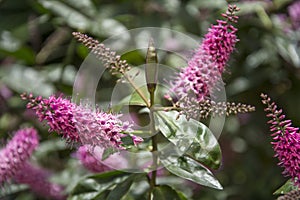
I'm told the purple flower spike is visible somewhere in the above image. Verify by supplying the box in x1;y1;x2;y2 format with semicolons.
171;5;239;102
14;162;66;200
261;93;300;187
21;93;142;150
73;105;134;150
0;128;39;185
21;93;79;142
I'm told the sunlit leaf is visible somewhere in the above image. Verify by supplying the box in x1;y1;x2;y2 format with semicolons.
155;111;222;169
160;155;223;190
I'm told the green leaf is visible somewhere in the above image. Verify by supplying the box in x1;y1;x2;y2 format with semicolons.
154;111;222;169
152;185;188;200
0;184;28;198
273;179;299;195
160;155;223;190
106;174;136;200
70;171;130;196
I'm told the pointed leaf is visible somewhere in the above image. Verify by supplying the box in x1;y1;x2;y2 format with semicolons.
160;155;223;190
155;111;222;169
106;174;137;200
70;171;129;196
152;185;188;200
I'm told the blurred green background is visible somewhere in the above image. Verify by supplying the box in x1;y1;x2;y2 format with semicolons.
0;0;300;199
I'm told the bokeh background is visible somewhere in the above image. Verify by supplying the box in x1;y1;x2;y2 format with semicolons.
0;0;300;199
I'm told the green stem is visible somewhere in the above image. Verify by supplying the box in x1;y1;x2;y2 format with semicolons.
123;73;150;107
148;87;158;199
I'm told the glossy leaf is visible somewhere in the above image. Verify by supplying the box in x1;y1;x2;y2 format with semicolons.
69;171;130;197
155;111;222;169
152;185;188;200
160;155;223;190
273;179;299;195
106;174;137;200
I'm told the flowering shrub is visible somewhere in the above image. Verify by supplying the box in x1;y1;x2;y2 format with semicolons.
2;1;300;199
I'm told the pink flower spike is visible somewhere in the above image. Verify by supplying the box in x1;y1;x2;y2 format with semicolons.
14;162;66;200
73;105;133;150
171;5;239;102
261;93;300;187
22;93;137;150
0;128;39;185
21;93;79;142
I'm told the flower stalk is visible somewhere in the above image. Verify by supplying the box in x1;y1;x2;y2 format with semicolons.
146;39;159;196
261;93;300;187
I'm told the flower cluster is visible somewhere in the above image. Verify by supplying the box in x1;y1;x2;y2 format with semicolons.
14;162;66;200
0;128;39;185
261;93;300;187
72;32;131;75
180;98;256;120
21;93;79;142
21;93;143;150
73;105;133;150
171;5;239;102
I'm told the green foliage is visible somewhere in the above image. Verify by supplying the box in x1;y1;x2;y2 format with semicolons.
152;185;188;200
69;171;134;200
161;155;222;190
155;111;222;170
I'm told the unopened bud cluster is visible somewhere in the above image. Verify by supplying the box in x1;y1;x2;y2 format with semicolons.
180;97;255;120
72;32;131;75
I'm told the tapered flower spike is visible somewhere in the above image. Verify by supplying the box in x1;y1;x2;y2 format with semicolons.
261;93;300;187
180;98;255;120
171;5;239;102
73;104;135;150
21;93;143;150
72;32;131;75
21;93;79;143
14;162;66;200
0;128;39;185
